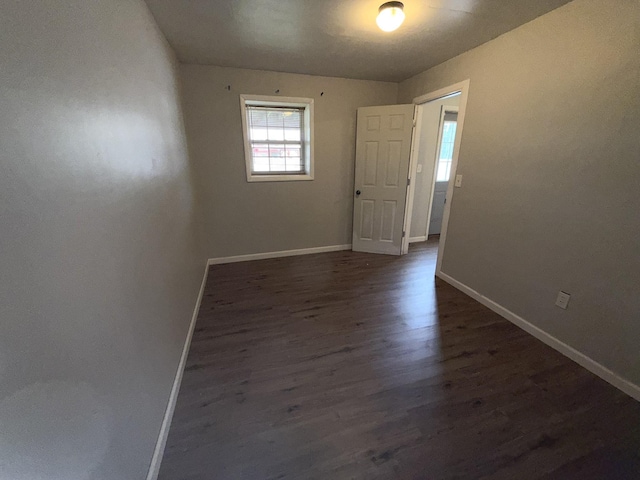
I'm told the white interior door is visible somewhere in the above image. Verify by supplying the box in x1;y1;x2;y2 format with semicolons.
428;181;448;235
352;104;415;255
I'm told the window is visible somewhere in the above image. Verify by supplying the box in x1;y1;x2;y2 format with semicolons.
435;111;458;182
240;95;314;182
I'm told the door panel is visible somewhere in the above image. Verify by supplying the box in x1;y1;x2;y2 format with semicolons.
360;200;375;240
364;142;378;185
352;104;414;255
428;181;448;235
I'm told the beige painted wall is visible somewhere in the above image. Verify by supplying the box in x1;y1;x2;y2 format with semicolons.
0;1;204;478
410;94;460;239
180;65;397;258
399;0;640;385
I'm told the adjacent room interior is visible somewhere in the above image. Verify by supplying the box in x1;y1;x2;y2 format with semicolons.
1;1;639;479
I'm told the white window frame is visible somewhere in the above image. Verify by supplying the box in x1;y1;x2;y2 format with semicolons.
240;94;314;182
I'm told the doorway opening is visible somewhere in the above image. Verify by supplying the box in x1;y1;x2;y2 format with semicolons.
407;96;460;242
401;81;470;275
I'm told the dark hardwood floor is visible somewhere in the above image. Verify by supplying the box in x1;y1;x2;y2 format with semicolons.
159;240;640;479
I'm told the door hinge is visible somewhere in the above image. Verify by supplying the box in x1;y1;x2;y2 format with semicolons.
402;230;406;238
407;178;411;186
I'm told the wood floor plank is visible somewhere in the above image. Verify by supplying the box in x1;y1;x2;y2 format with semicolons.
159;240;640;479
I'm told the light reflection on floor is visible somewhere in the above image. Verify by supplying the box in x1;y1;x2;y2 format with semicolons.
381;238;444;380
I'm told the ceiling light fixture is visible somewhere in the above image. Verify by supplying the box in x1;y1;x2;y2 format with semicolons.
376;1;405;32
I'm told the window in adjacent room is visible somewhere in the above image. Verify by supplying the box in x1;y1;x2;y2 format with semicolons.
435;111;458;182
240;95;314;182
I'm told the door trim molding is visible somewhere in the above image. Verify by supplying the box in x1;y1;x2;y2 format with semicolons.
408;236;427;243
402;79;470;276
437;271;640;402
146;261;210;480
208;244;352;265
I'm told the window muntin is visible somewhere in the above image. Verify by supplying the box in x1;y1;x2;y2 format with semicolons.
240;95;314;182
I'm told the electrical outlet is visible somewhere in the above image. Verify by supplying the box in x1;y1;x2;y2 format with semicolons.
417;164;423;173
555;291;571;310
454;174;463;187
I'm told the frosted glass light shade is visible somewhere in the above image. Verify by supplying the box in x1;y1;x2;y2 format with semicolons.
376;2;405;32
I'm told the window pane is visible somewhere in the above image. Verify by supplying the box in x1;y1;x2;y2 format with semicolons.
249;109;268;128
250;127;268;141
285;159;303;172
440;141;454;160
286;145;301;157
436;120;457;182
253;158;270;172
270;159;286;171
246;105;306;175
252;144;269;157
442;121;457;144
285;145;303;171
266;110;284;129
268;144;285;158
283;110;301;128
267;128;284;141
284;128;301;141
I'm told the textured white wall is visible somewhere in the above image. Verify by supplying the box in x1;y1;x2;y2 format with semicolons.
0;1;204;478
399;0;640;386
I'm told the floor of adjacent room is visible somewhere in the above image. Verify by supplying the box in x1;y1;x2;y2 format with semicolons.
159;239;640;479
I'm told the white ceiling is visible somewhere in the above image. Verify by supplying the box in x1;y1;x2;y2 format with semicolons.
145;0;573;83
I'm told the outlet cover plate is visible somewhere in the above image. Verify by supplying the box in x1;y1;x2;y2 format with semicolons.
555;291;571;310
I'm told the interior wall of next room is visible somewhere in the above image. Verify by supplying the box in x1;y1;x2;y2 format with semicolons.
410;94;461;239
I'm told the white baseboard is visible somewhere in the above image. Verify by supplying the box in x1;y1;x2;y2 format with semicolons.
146;261;210;480
208;244;352;265
436;271;640;402
409;236;427;244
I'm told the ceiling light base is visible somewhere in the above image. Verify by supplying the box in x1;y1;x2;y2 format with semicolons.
377;1;405;32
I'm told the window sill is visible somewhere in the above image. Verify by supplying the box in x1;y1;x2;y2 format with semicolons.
247;174;314;183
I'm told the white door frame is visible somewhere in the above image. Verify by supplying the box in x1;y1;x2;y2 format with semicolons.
425;105;459;237
401;79;470;276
